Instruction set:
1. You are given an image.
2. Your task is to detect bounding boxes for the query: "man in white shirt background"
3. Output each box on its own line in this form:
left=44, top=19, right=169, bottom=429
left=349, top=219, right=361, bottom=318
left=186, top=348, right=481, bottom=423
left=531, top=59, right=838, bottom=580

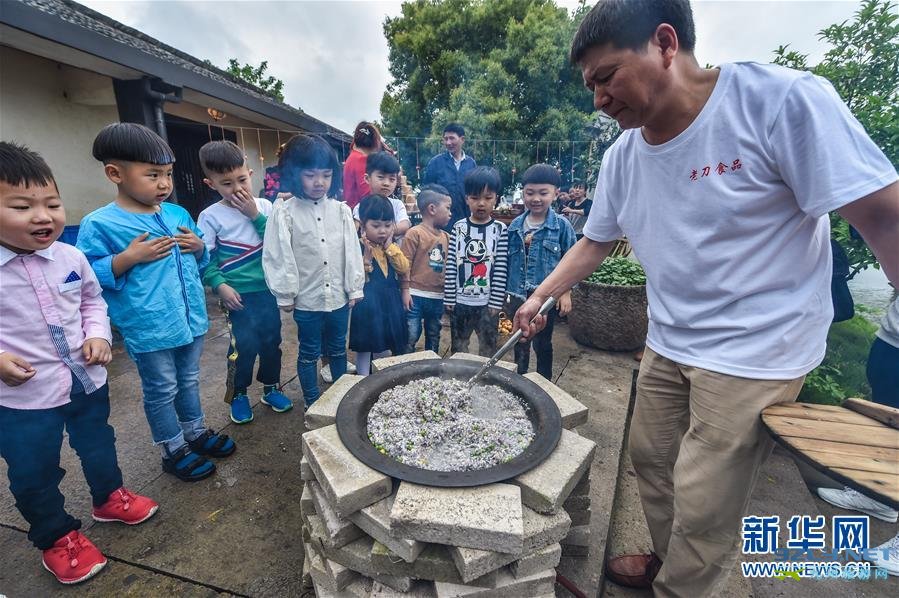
left=513, top=1, right=899, bottom=596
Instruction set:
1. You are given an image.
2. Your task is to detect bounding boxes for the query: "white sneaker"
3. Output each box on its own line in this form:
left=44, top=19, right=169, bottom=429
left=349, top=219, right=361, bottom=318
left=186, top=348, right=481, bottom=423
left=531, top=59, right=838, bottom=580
left=817, top=486, right=899, bottom=522
left=871, top=532, right=899, bottom=576
left=346, top=361, right=357, bottom=374
left=320, top=364, right=333, bottom=384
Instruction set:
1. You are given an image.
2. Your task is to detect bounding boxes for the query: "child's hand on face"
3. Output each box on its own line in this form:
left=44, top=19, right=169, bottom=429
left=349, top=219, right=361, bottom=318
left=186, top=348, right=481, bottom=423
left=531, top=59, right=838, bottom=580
left=176, top=227, right=204, bottom=255
left=0, top=352, right=36, bottom=387
left=361, top=233, right=374, bottom=260
left=229, top=188, right=259, bottom=219
left=124, top=232, right=175, bottom=264
left=83, top=338, right=112, bottom=366
left=218, top=284, right=244, bottom=311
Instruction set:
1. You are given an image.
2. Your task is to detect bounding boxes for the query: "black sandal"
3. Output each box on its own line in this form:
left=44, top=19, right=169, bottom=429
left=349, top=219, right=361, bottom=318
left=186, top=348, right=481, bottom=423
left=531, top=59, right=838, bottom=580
left=188, top=429, right=236, bottom=458
left=162, top=445, right=215, bottom=482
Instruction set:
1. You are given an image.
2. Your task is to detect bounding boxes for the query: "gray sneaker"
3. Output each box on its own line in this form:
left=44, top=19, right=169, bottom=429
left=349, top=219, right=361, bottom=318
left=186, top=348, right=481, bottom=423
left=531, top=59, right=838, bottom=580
left=817, top=486, right=898, bottom=522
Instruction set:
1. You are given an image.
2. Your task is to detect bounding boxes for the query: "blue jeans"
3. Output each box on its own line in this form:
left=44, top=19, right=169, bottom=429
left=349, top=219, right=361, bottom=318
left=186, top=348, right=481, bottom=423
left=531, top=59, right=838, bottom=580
left=227, top=290, right=283, bottom=396
left=407, top=295, right=444, bottom=353
left=133, top=335, right=207, bottom=454
left=293, top=305, right=349, bottom=405
left=0, top=375, right=123, bottom=549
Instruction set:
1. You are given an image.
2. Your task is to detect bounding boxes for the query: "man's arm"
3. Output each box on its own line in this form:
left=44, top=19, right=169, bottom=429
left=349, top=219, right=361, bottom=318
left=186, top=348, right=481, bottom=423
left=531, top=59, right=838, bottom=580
left=512, top=237, right=616, bottom=338
left=837, top=180, right=899, bottom=287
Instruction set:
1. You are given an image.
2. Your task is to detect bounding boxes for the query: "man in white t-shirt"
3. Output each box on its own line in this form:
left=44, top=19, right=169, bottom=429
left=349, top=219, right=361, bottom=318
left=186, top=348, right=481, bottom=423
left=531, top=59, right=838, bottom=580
left=513, top=1, right=899, bottom=596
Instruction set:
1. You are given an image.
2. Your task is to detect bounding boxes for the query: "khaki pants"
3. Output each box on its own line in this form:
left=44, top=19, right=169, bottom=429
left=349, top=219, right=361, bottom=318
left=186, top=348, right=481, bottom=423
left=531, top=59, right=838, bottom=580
left=629, top=347, right=804, bottom=598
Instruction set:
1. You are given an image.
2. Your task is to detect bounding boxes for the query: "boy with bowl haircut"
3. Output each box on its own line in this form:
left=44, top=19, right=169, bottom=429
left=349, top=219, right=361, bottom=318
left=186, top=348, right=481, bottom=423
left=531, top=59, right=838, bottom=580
left=444, top=166, right=509, bottom=356
left=506, top=164, right=576, bottom=379
left=0, top=142, right=158, bottom=584
left=401, top=184, right=453, bottom=353
left=197, top=140, right=291, bottom=424
left=77, top=123, right=235, bottom=483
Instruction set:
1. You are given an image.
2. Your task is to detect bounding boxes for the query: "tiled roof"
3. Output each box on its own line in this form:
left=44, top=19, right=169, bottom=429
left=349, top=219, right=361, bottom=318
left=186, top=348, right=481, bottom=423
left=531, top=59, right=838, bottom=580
left=16, top=0, right=349, bottom=141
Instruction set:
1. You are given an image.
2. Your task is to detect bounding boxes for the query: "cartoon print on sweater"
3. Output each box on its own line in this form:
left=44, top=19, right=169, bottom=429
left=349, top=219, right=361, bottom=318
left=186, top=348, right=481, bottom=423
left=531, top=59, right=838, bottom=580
left=428, top=243, right=445, bottom=273
left=461, top=236, right=489, bottom=296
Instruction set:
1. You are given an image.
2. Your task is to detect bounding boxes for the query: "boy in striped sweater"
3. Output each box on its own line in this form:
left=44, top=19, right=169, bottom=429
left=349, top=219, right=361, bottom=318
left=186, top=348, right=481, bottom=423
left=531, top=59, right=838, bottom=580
left=197, top=141, right=291, bottom=424
left=444, top=167, right=509, bottom=356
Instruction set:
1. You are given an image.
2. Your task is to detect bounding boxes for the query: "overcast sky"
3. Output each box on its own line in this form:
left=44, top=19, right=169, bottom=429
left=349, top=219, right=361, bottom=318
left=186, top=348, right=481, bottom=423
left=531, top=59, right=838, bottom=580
left=79, top=0, right=865, bottom=134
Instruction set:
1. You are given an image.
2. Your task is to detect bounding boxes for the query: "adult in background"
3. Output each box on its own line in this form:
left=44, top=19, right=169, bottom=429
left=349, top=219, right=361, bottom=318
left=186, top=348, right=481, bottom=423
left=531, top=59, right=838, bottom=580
left=513, top=1, right=899, bottom=596
left=423, top=123, right=476, bottom=229
left=343, top=121, right=390, bottom=209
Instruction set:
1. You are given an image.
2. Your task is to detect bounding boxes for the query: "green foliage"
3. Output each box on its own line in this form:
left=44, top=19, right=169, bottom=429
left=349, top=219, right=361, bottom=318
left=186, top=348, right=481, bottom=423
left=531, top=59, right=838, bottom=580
left=798, top=315, right=877, bottom=404
left=380, top=0, right=603, bottom=190
left=585, top=257, right=646, bottom=286
left=773, top=0, right=898, bottom=278
left=226, top=59, right=286, bottom=103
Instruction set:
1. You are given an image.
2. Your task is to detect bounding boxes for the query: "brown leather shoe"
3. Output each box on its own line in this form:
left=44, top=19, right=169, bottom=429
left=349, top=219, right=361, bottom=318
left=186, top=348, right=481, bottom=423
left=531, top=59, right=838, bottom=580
left=606, top=552, right=662, bottom=589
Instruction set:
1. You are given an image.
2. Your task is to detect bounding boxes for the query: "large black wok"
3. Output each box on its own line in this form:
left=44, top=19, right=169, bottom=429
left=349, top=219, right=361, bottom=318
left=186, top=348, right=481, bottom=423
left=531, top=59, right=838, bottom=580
left=335, top=359, right=562, bottom=487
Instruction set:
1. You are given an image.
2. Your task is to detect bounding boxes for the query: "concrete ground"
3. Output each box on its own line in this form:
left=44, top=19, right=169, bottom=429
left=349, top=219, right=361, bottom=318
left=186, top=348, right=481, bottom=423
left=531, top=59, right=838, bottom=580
left=1, top=296, right=896, bottom=597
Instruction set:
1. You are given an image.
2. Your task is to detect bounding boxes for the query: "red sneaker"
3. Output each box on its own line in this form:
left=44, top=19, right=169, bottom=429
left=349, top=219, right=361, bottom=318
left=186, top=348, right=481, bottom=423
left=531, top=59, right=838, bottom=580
left=42, top=530, right=107, bottom=584
left=92, top=487, right=159, bottom=525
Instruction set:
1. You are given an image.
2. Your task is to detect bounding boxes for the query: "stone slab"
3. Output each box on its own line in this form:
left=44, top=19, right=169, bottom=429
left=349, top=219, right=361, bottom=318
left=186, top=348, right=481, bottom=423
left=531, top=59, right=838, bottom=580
left=449, top=504, right=570, bottom=582
left=301, top=483, right=315, bottom=517
left=390, top=482, right=523, bottom=553
left=509, top=544, right=561, bottom=579
left=372, top=580, right=437, bottom=597
left=371, top=542, right=495, bottom=587
left=560, top=544, right=589, bottom=557
left=303, top=424, right=392, bottom=517
left=561, top=524, right=590, bottom=547
left=562, top=495, right=590, bottom=512
left=306, top=374, right=365, bottom=430
left=309, top=480, right=366, bottom=547
left=449, top=352, right=517, bottom=371
left=434, top=568, right=555, bottom=597
left=309, top=547, right=360, bottom=592
left=570, top=471, right=591, bottom=497
left=301, top=455, right=315, bottom=481
left=314, top=577, right=372, bottom=598
left=372, top=350, right=440, bottom=372
left=568, top=509, right=591, bottom=526
left=305, top=513, right=357, bottom=551
left=512, top=428, right=595, bottom=514
left=522, top=372, right=589, bottom=428
left=349, top=494, right=425, bottom=563
left=321, top=535, right=413, bottom=592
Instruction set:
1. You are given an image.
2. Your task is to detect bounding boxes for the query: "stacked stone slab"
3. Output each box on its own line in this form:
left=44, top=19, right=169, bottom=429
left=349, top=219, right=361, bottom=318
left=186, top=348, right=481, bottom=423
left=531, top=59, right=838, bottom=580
left=301, top=353, right=596, bottom=597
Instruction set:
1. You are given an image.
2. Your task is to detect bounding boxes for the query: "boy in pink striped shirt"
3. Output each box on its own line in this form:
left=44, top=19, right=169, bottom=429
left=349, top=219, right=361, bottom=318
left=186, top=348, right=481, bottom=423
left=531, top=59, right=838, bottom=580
left=0, top=142, right=157, bottom=585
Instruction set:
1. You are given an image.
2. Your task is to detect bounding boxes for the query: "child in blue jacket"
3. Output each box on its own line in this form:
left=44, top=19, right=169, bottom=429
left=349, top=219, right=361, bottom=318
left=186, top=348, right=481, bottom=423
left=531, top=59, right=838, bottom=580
left=506, top=164, right=575, bottom=379
left=77, top=123, right=236, bottom=482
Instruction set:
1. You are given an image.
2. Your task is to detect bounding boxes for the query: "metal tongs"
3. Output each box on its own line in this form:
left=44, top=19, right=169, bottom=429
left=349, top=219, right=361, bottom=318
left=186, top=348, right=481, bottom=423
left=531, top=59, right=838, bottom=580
left=466, top=296, right=558, bottom=388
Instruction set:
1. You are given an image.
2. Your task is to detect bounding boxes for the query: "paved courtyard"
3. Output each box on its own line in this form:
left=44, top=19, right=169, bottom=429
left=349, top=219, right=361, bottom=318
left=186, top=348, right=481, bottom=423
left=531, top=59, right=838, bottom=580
left=0, top=294, right=895, bottom=597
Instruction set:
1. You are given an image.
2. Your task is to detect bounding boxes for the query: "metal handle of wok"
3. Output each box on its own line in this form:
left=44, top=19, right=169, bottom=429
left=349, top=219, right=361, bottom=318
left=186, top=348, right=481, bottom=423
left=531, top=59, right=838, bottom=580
left=467, top=296, right=558, bottom=387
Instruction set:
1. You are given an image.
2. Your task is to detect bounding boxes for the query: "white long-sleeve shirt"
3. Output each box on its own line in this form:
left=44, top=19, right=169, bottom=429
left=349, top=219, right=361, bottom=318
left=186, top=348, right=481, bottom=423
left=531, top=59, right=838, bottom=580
left=262, top=195, right=365, bottom=311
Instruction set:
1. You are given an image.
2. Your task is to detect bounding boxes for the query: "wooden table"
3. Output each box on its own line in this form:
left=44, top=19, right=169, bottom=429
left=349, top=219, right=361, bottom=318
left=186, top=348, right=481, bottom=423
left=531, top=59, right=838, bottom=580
left=761, top=399, right=899, bottom=509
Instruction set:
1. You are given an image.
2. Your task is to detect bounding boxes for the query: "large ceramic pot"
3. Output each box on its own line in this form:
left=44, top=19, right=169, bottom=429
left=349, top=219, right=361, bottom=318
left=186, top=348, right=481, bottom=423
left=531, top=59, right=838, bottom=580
left=568, top=280, right=648, bottom=351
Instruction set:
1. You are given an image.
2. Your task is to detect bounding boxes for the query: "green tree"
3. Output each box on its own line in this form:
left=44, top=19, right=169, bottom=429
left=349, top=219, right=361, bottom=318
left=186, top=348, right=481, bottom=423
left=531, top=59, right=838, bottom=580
left=380, top=0, right=602, bottom=190
left=226, top=59, right=286, bottom=103
left=773, top=0, right=899, bottom=278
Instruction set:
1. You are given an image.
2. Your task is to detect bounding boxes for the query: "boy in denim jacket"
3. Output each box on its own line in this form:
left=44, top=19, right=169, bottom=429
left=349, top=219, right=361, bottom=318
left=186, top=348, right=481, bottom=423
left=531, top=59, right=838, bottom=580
left=506, top=164, right=576, bottom=378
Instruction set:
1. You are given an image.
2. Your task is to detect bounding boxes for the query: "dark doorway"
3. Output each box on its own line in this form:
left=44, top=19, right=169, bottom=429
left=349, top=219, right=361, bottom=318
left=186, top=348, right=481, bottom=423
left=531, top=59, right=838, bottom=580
left=165, top=114, right=236, bottom=219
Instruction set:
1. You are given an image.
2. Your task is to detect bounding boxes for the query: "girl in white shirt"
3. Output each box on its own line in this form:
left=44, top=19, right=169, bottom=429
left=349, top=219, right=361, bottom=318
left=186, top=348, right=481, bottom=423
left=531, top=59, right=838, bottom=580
left=262, top=135, right=365, bottom=407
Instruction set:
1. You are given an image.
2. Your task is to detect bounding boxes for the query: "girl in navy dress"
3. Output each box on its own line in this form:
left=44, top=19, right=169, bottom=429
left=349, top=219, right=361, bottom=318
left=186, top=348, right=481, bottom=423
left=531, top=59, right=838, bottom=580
left=350, top=195, right=410, bottom=374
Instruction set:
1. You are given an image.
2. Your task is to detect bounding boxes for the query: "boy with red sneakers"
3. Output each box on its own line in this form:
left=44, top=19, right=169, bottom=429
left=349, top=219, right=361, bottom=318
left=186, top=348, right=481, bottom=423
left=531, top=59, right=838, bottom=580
left=0, top=142, right=158, bottom=584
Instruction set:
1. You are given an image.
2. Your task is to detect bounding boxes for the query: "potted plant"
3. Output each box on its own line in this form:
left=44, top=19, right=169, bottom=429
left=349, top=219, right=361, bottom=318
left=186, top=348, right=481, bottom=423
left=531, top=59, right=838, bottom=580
left=568, top=257, right=648, bottom=351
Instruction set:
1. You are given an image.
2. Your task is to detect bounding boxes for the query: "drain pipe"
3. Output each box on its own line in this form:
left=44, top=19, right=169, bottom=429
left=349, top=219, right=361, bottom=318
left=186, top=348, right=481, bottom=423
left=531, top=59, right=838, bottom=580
left=142, top=77, right=181, bottom=142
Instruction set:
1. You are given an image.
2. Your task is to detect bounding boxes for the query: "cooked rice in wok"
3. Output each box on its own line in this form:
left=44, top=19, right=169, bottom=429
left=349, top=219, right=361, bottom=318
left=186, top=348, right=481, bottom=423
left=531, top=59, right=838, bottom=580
left=367, top=376, right=534, bottom=471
